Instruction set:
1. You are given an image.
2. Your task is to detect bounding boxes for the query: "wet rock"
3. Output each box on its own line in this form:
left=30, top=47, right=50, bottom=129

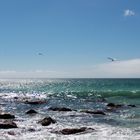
left=106, top=103, right=123, bottom=112
left=48, top=107, right=72, bottom=111
left=128, top=104, right=136, bottom=107
left=8, top=131, right=16, bottom=135
left=24, top=100, right=46, bottom=105
left=0, top=113, right=15, bottom=119
left=0, top=120, right=18, bottom=129
left=14, top=97, right=18, bottom=100
left=38, top=117, right=56, bottom=126
left=59, top=127, right=93, bottom=135
left=107, top=103, right=123, bottom=108
left=107, top=103, right=116, bottom=107
left=26, top=109, right=38, bottom=114
left=81, top=110, right=106, bottom=115
left=28, top=128, right=36, bottom=132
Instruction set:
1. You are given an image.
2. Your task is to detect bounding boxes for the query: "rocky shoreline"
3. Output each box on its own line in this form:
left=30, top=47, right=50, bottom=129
left=0, top=93, right=138, bottom=139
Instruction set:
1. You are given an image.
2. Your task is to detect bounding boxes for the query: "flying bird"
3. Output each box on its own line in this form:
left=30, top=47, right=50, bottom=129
left=38, top=53, right=43, bottom=56
left=107, top=57, right=117, bottom=62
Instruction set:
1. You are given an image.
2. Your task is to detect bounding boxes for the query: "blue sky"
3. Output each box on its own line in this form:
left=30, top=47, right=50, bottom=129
left=0, top=0, right=140, bottom=78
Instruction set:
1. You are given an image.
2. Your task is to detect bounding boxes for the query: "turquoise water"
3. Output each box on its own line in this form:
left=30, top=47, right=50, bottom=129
left=0, top=78, right=140, bottom=139
left=1, top=78, right=140, bottom=104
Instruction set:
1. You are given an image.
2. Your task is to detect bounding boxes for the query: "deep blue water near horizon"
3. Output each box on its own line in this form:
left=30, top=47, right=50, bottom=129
left=0, top=78, right=140, bottom=139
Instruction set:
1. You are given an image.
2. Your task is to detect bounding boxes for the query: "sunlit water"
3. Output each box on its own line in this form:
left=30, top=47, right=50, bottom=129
left=0, top=79, right=140, bottom=140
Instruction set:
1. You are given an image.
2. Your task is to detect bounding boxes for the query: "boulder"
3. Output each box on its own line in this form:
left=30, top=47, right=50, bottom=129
left=0, top=120, right=18, bottom=129
left=28, top=128, right=36, bottom=132
left=107, top=103, right=123, bottom=108
left=24, top=100, right=46, bottom=105
left=38, top=117, right=56, bottom=126
left=106, top=103, right=123, bottom=112
left=26, top=109, right=38, bottom=114
left=81, top=110, right=106, bottom=115
left=0, top=113, right=15, bottom=119
left=7, top=131, right=16, bottom=135
left=48, top=107, right=72, bottom=111
left=59, top=127, right=93, bottom=135
left=128, top=104, right=136, bottom=107
left=14, top=97, right=18, bottom=100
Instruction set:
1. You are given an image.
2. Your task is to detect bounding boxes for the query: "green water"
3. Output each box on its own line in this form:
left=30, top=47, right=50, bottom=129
left=0, top=78, right=140, bottom=139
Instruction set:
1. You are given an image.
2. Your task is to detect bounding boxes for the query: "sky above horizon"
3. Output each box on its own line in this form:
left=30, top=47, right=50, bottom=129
left=0, top=0, right=140, bottom=78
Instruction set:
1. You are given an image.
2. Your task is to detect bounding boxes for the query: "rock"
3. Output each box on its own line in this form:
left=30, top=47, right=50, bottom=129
left=28, top=128, right=36, bottom=132
left=128, top=104, right=136, bottom=107
left=81, top=110, right=106, bottom=115
left=107, top=103, right=123, bottom=108
left=7, top=131, right=16, bottom=135
left=106, top=103, right=123, bottom=112
left=59, top=127, right=92, bottom=135
left=0, top=113, right=15, bottom=119
left=107, top=103, right=116, bottom=107
left=0, top=120, right=18, bottom=129
left=26, top=109, right=38, bottom=114
left=48, top=107, right=72, bottom=111
left=38, top=117, right=56, bottom=126
left=24, top=100, right=46, bottom=105
left=14, top=97, right=18, bottom=100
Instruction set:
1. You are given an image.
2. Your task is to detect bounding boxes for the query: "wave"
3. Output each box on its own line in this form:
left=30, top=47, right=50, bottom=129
left=53, top=90, right=140, bottom=99
left=0, top=90, right=140, bottom=99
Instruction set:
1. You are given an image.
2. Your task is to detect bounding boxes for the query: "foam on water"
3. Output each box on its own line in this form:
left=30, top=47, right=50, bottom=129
left=0, top=79, right=140, bottom=139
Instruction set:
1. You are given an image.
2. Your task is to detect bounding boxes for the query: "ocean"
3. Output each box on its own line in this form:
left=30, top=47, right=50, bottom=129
left=0, top=78, right=140, bottom=140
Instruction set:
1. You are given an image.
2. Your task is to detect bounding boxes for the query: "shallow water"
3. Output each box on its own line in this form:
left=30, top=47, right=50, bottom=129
left=0, top=79, right=140, bottom=140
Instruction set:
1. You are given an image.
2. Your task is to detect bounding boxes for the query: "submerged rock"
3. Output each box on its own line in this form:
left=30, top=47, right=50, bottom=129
left=28, top=128, right=36, bottom=132
left=7, top=131, right=16, bottom=135
left=0, top=120, right=18, bottom=129
left=38, top=117, right=56, bottom=126
left=128, top=104, right=136, bottom=107
left=107, top=103, right=123, bottom=108
left=14, top=97, right=18, bottom=100
left=48, top=107, right=72, bottom=111
left=24, top=100, right=46, bottom=105
left=106, top=103, right=123, bottom=112
left=81, top=110, right=106, bottom=115
left=58, top=127, right=94, bottom=135
left=0, top=113, right=15, bottom=119
left=97, top=98, right=107, bottom=102
left=26, top=109, right=38, bottom=114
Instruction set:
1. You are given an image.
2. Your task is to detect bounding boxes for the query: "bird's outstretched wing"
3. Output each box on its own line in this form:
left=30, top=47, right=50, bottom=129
left=107, top=57, right=117, bottom=61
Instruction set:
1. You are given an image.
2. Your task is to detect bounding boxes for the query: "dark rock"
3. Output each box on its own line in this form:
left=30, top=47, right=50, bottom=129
left=82, top=110, right=106, bottom=115
left=7, top=131, right=15, bottom=135
left=128, top=104, right=136, bottom=107
left=48, top=107, right=72, bottom=112
left=24, top=100, right=46, bottom=105
left=107, top=103, right=123, bottom=108
left=26, top=109, right=38, bottom=114
left=106, top=103, right=123, bottom=112
left=0, top=113, right=15, bottom=119
left=14, top=97, right=18, bottom=100
left=59, top=127, right=90, bottom=135
left=107, top=103, right=116, bottom=107
left=38, top=117, right=56, bottom=126
left=0, top=120, right=18, bottom=129
left=28, top=128, right=36, bottom=132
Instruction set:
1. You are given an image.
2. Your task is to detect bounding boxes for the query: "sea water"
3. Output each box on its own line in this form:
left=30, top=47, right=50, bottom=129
left=0, top=78, right=139, bottom=140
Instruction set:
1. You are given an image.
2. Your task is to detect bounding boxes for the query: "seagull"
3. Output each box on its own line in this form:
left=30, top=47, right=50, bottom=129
left=38, top=53, right=43, bottom=56
left=107, top=57, right=117, bottom=62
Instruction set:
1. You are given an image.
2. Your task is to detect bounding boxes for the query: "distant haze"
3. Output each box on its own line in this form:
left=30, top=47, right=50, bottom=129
left=0, top=59, right=140, bottom=78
